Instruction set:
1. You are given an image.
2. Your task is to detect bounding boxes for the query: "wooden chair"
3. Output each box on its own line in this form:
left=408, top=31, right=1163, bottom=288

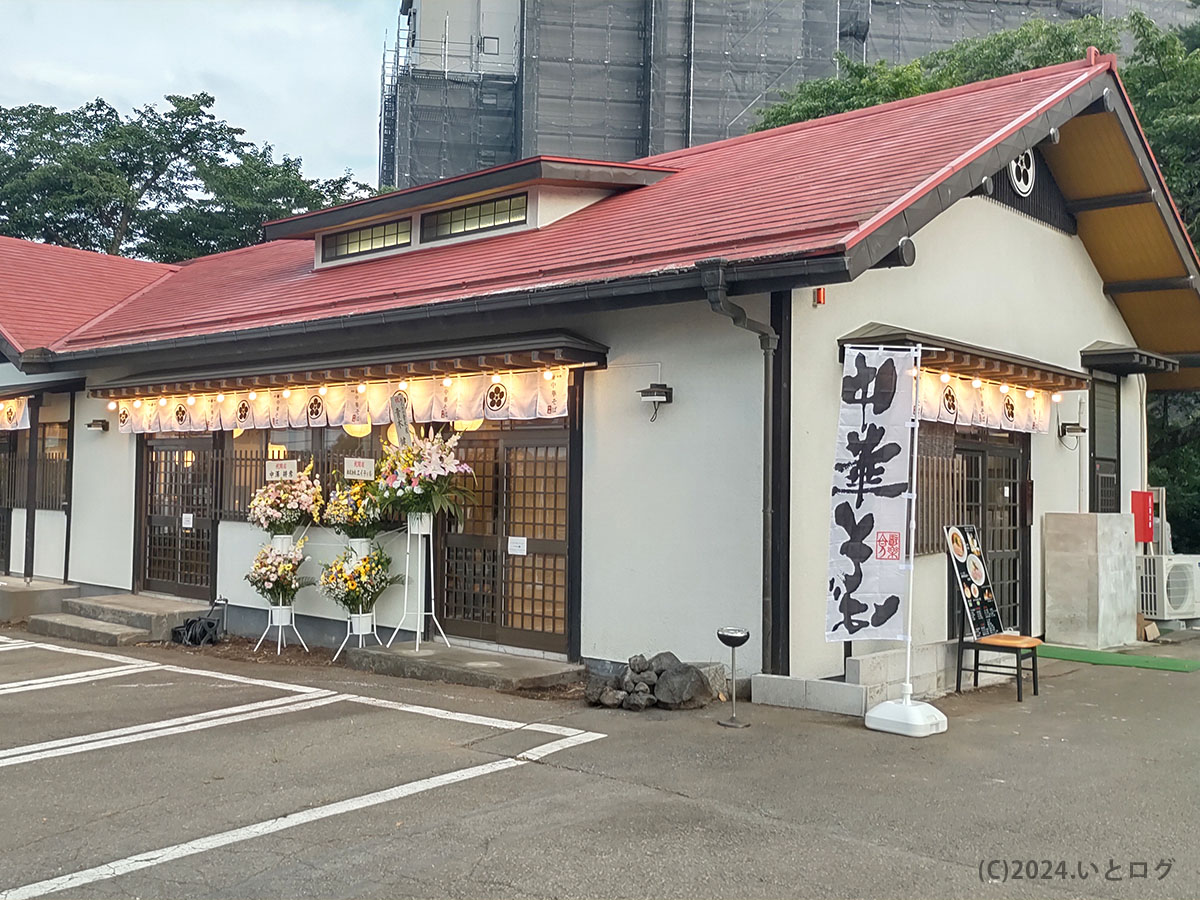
left=955, top=605, right=1042, bottom=701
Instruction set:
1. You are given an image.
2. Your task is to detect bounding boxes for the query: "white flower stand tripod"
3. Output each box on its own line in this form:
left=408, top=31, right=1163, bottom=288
left=387, top=512, right=451, bottom=650
left=333, top=610, right=381, bottom=662
left=254, top=603, right=309, bottom=655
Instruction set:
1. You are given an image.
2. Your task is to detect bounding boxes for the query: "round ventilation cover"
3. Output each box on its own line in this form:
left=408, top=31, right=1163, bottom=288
left=1165, top=563, right=1195, bottom=612
left=1009, top=150, right=1036, bottom=197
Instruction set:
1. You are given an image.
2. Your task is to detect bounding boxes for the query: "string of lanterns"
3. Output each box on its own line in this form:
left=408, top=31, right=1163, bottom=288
left=103, top=369, right=558, bottom=413
left=930, top=369, right=1064, bottom=404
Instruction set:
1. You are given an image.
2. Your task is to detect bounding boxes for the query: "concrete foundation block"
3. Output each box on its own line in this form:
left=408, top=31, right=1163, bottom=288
left=805, top=679, right=867, bottom=717
left=0, top=579, right=79, bottom=623
left=845, top=653, right=888, bottom=686
left=911, top=672, right=937, bottom=698
left=1044, top=512, right=1137, bottom=649
left=750, top=673, right=806, bottom=709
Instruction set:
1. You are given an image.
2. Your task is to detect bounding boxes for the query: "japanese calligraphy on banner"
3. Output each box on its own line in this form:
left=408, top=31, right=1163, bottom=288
left=826, top=347, right=918, bottom=642
left=917, top=372, right=1051, bottom=433
left=115, top=369, right=570, bottom=434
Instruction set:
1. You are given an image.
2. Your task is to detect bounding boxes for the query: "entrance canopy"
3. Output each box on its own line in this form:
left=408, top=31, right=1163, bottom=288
left=88, top=332, right=606, bottom=433
left=839, top=323, right=1090, bottom=392
left=88, top=332, right=606, bottom=399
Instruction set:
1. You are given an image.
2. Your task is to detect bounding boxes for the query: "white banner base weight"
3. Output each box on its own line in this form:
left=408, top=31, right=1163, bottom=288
left=865, top=683, right=948, bottom=738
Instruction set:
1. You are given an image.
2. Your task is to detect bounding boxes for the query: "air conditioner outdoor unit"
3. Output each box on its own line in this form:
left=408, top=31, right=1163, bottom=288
left=1139, top=555, right=1200, bottom=620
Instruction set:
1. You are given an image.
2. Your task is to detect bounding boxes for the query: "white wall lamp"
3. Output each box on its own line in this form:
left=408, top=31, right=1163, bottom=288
left=637, top=383, right=673, bottom=422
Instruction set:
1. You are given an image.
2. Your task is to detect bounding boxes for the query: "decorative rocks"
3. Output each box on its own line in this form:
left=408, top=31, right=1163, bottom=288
left=654, top=664, right=713, bottom=710
left=584, top=651, right=714, bottom=712
left=598, top=687, right=627, bottom=709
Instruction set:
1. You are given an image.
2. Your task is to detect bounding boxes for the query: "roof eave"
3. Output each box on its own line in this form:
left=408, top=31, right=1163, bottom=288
left=263, top=158, right=677, bottom=241
left=40, top=251, right=854, bottom=372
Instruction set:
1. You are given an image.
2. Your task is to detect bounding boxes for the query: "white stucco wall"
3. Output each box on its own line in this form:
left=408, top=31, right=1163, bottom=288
left=69, top=393, right=136, bottom=590
left=570, top=300, right=767, bottom=674
left=8, top=510, right=66, bottom=580
left=217, top=521, right=418, bottom=631
left=790, top=197, right=1147, bottom=680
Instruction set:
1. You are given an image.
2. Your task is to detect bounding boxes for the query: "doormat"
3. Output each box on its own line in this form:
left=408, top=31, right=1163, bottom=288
left=1038, top=644, right=1200, bottom=672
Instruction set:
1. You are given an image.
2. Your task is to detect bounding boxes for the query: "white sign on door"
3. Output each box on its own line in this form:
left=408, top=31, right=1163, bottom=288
left=181, top=512, right=194, bottom=530
left=344, top=457, right=376, bottom=481
left=265, top=459, right=298, bottom=481
left=507, top=536, right=528, bottom=556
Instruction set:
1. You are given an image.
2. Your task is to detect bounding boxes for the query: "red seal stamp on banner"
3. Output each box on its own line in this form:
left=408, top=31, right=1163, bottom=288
left=875, top=531, right=902, bottom=561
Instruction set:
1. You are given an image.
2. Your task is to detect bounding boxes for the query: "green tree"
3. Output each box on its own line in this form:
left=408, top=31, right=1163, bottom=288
left=0, top=93, right=371, bottom=262
left=1148, top=392, right=1200, bottom=552
left=139, top=144, right=370, bottom=261
left=755, top=17, right=1122, bottom=130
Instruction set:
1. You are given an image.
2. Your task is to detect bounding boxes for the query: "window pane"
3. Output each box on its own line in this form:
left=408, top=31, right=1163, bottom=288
left=419, top=193, right=528, bottom=242
left=325, top=219, right=412, bottom=260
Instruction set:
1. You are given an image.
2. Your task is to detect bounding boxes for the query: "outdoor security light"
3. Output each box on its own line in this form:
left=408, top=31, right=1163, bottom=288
left=1059, top=421, right=1087, bottom=438
left=85, top=419, right=109, bottom=432
left=637, top=383, right=673, bottom=422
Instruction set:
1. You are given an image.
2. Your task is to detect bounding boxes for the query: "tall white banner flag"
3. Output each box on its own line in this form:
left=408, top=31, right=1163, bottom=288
left=826, top=347, right=919, bottom=642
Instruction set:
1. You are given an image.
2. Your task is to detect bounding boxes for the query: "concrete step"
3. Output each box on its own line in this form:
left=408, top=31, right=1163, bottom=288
left=346, top=644, right=584, bottom=692
left=0, top=578, right=81, bottom=623
left=27, top=613, right=150, bottom=646
left=62, top=595, right=210, bottom=641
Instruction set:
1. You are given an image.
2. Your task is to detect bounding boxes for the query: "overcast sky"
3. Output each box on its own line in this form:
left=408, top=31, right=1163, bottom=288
left=0, top=0, right=400, bottom=185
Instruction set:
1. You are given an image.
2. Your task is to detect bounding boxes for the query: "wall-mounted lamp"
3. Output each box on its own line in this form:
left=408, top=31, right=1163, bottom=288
left=1059, top=421, right=1087, bottom=438
left=637, top=383, right=673, bottom=422
left=85, top=419, right=110, bottom=432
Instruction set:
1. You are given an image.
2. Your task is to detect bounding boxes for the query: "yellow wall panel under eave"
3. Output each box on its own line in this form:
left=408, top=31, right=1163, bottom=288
left=1147, top=369, right=1200, bottom=391
left=1076, top=204, right=1188, bottom=283
left=1114, top=290, right=1200, bottom=354
left=1041, top=113, right=1149, bottom=199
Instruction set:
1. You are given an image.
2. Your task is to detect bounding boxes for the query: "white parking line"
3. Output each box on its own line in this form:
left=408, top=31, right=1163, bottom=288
left=0, top=729, right=606, bottom=900
left=0, top=692, right=350, bottom=769
left=12, top=636, right=582, bottom=734
left=4, top=642, right=152, bottom=666
left=0, top=642, right=34, bottom=653
left=0, top=635, right=609, bottom=899
left=0, top=665, right=161, bottom=696
left=158, top=664, right=326, bottom=695
left=0, top=691, right=337, bottom=763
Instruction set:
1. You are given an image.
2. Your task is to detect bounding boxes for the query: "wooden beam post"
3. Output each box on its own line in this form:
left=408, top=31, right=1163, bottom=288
left=22, top=394, right=40, bottom=584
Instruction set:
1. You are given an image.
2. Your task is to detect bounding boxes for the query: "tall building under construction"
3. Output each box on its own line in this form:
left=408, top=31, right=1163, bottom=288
left=378, top=0, right=1197, bottom=189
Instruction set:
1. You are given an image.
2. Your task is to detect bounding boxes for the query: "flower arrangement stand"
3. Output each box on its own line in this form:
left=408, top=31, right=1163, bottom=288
left=254, top=604, right=309, bottom=655
left=334, top=610, right=381, bottom=662
left=386, top=516, right=451, bottom=650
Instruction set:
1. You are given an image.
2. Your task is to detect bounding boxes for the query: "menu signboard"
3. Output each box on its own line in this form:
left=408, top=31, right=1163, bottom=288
left=944, top=524, right=1003, bottom=639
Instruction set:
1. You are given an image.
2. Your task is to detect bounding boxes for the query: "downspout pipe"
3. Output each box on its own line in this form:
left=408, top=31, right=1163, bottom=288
left=700, top=260, right=780, bottom=675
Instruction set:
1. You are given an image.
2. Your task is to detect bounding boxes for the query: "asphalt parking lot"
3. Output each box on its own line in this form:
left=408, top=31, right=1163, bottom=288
left=1, top=630, right=1198, bottom=899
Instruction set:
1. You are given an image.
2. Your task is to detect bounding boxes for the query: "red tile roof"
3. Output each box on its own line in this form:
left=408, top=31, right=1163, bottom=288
left=50, top=56, right=1111, bottom=353
left=0, top=237, right=174, bottom=354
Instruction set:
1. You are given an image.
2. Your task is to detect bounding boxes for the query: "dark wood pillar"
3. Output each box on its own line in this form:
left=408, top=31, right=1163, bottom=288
left=23, top=394, right=40, bottom=583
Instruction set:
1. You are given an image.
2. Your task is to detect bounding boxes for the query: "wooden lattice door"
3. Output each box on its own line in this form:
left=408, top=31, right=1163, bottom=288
left=439, top=426, right=569, bottom=652
left=142, top=436, right=218, bottom=600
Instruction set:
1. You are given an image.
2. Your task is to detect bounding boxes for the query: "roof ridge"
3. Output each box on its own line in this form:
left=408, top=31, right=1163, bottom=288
left=174, top=238, right=298, bottom=266
left=49, top=266, right=183, bottom=352
left=641, top=56, right=1107, bottom=166
left=838, top=61, right=1109, bottom=252
left=0, top=235, right=174, bottom=272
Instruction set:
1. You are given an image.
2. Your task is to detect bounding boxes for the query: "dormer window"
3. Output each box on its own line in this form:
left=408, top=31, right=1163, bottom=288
left=421, top=193, right=527, bottom=243
left=322, top=218, right=412, bottom=262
